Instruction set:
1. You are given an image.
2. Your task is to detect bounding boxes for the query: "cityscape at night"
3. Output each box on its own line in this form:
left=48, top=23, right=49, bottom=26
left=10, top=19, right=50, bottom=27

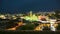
left=0, top=11, right=60, bottom=31
left=0, top=0, right=60, bottom=34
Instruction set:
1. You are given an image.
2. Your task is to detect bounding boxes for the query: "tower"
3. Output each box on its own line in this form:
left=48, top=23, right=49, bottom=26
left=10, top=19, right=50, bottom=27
left=29, top=11, right=33, bottom=17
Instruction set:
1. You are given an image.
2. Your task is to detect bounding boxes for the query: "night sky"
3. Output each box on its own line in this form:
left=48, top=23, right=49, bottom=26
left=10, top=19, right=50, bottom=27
left=0, top=0, right=60, bottom=14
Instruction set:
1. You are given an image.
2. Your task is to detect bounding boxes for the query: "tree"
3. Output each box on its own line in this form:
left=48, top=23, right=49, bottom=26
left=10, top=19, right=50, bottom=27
left=54, top=10, right=60, bottom=19
left=17, top=23, right=36, bottom=30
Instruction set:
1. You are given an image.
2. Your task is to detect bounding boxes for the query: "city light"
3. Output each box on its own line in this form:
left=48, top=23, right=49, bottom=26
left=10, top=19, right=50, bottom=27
left=0, top=11, right=60, bottom=31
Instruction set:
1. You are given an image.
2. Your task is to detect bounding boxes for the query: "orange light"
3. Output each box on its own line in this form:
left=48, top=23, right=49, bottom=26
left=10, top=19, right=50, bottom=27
left=7, top=27, right=16, bottom=30
left=6, top=22, right=23, bottom=31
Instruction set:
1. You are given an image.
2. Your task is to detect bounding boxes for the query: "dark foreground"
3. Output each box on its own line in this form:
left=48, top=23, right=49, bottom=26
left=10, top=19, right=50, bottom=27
left=0, top=30, right=60, bottom=34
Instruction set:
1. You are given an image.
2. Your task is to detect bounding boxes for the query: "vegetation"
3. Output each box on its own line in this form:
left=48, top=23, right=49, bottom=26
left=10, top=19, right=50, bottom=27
left=17, top=23, right=36, bottom=30
left=54, top=10, right=60, bottom=19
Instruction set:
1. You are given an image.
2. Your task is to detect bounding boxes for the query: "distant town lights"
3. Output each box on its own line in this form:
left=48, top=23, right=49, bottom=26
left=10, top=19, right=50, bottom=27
left=0, top=15, right=6, bottom=19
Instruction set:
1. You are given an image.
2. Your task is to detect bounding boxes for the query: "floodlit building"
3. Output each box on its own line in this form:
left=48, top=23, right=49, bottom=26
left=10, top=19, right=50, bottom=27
left=0, top=15, right=6, bottom=19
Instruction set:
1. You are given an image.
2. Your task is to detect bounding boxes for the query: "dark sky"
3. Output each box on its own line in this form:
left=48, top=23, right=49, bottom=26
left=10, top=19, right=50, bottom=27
left=0, top=0, right=60, bottom=13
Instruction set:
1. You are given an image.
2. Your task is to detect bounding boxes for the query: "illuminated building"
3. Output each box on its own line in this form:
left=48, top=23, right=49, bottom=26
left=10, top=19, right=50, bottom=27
left=24, top=14, right=38, bottom=21
left=0, top=15, right=6, bottom=19
left=50, top=19, right=57, bottom=31
left=29, top=11, right=33, bottom=17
